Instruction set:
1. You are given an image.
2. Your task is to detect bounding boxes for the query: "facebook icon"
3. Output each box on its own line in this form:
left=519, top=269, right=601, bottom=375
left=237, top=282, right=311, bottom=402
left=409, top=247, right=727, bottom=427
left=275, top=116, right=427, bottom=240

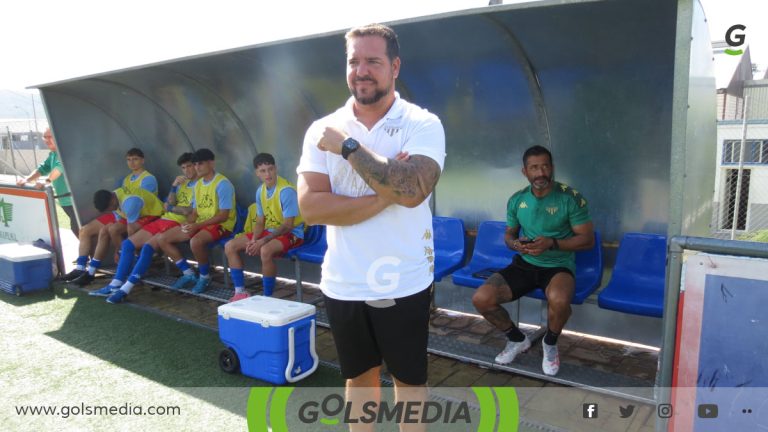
left=583, top=403, right=599, bottom=419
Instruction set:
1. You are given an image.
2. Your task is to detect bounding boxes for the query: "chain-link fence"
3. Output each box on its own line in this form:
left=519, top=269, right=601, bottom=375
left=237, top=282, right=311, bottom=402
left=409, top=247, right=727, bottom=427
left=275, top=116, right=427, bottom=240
left=712, top=89, right=768, bottom=242
left=0, top=120, right=46, bottom=177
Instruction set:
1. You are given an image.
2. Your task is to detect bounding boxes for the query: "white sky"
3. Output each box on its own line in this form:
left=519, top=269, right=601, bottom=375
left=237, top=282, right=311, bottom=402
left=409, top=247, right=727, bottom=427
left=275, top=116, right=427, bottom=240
left=1, top=0, right=766, bottom=97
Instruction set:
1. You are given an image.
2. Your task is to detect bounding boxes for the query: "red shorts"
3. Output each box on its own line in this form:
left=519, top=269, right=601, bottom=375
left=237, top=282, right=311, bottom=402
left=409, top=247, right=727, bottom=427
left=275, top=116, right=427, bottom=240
left=197, top=224, right=231, bottom=242
left=96, top=213, right=118, bottom=225
left=141, top=218, right=181, bottom=235
left=245, top=231, right=304, bottom=255
left=96, top=213, right=158, bottom=226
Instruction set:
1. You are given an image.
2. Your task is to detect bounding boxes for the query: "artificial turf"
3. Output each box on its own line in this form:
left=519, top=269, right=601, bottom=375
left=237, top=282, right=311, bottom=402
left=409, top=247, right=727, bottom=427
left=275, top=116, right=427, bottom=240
left=0, top=284, right=343, bottom=431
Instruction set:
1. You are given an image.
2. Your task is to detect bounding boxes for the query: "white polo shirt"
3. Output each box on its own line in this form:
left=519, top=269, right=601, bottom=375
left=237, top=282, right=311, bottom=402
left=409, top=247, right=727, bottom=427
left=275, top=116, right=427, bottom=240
left=297, top=94, right=446, bottom=301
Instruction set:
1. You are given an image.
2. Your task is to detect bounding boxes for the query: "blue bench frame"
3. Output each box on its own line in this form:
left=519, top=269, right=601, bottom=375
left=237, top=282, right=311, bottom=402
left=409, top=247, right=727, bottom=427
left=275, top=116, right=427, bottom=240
left=597, top=232, right=667, bottom=317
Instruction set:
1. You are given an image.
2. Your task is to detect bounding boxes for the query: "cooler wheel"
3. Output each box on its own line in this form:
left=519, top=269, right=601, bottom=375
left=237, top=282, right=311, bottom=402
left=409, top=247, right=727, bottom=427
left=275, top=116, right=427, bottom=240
left=219, top=348, right=240, bottom=374
left=14, top=285, right=23, bottom=297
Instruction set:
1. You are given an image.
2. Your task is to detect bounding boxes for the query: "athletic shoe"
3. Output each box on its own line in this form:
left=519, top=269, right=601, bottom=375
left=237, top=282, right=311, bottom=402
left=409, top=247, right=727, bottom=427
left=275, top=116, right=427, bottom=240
left=494, top=336, right=531, bottom=364
left=191, top=277, right=212, bottom=294
left=72, top=272, right=95, bottom=287
left=170, top=274, right=197, bottom=290
left=106, top=290, right=128, bottom=304
left=62, top=269, right=86, bottom=282
left=542, top=340, right=560, bottom=376
left=89, top=285, right=117, bottom=297
left=228, top=292, right=250, bottom=303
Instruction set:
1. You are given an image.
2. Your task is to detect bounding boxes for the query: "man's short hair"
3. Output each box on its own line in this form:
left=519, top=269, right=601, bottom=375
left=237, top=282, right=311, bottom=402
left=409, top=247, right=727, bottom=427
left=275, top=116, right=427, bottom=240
left=177, top=152, right=194, bottom=166
left=126, top=148, right=144, bottom=158
left=192, top=148, right=215, bottom=162
left=93, top=189, right=114, bottom=212
left=345, top=23, right=400, bottom=61
left=253, top=153, right=276, bottom=168
left=523, top=145, right=553, bottom=166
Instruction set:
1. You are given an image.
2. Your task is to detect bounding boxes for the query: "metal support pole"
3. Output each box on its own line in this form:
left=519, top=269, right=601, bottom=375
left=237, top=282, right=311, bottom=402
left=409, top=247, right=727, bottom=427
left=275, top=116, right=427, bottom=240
left=730, top=95, right=749, bottom=239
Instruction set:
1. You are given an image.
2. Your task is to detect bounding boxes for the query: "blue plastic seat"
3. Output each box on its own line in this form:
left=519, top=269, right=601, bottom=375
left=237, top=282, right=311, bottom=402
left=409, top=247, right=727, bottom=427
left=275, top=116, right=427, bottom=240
left=433, top=216, right=466, bottom=282
left=597, top=232, right=667, bottom=317
left=452, top=221, right=516, bottom=288
left=526, top=231, right=603, bottom=304
left=287, top=225, right=327, bottom=264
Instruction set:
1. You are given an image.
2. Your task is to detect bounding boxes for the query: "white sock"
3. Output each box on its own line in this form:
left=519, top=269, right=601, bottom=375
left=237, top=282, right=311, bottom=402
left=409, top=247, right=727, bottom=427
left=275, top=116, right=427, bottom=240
left=87, top=266, right=97, bottom=276
left=200, top=274, right=211, bottom=280
left=109, top=279, right=123, bottom=287
left=183, top=268, right=195, bottom=276
left=120, top=281, right=135, bottom=294
left=234, top=286, right=245, bottom=294
left=76, top=265, right=86, bottom=271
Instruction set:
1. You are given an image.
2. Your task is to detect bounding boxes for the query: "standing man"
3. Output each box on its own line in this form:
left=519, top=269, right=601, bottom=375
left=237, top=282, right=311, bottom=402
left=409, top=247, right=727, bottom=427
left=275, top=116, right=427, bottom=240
left=86, top=152, right=198, bottom=302
left=224, top=153, right=304, bottom=302
left=296, top=24, right=445, bottom=431
left=16, top=128, right=78, bottom=237
left=472, top=145, right=594, bottom=376
left=157, top=148, right=236, bottom=294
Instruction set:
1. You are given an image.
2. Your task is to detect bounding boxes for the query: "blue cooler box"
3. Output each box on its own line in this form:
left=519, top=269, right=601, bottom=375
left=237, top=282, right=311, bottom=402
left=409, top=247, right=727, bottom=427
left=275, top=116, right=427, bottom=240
left=0, top=243, right=53, bottom=296
left=218, top=296, right=318, bottom=384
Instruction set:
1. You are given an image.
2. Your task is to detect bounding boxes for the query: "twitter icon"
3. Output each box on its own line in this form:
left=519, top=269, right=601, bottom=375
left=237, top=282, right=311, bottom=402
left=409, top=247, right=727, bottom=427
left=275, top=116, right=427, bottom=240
left=619, top=405, right=636, bottom=418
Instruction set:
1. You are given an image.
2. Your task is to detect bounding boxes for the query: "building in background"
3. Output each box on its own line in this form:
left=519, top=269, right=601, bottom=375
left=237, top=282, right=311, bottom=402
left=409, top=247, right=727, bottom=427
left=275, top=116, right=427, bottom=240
left=712, top=43, right=768, bottom=238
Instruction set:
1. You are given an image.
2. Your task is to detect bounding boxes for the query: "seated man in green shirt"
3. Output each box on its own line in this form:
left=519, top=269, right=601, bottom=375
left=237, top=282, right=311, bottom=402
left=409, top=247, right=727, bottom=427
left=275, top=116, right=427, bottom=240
left=16, top=128, right=78, bottom=237
left=472, top=145, right=594, bottom=376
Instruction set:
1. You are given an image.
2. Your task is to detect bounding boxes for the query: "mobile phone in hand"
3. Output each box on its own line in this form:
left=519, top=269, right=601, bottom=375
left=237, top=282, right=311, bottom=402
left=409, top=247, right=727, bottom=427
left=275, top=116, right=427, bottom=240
left=518, top=238, right=534, bottom=245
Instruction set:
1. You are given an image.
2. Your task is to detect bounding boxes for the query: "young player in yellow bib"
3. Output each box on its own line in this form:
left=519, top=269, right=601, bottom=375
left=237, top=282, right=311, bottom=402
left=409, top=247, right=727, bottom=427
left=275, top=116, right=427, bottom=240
left=70, top=186, right=164, bottom=286
left=157, top=148, right=236, bottom=294
left=224, top=153, right=304, bottom=302
left=85, top=153, right=198, bottom=302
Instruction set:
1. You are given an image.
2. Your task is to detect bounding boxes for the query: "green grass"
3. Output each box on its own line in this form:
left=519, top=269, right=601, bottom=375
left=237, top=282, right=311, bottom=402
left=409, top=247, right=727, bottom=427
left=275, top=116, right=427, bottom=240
left=0, top=285, right=343, bottom=431
left=55, top=203, right=69, bottom=229
left=739, top=229, right=768, bottom=242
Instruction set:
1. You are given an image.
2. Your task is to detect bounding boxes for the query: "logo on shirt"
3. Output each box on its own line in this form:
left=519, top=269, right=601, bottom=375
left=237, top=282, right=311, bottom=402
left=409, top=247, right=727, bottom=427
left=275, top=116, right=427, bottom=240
left=519, top=202, right=528, bottom=209
left=383, top=127, right=400, bottom=137
left=560, top=184, right=568, bottom=192
left=546, top=206, right=559, bottom=216
left=198, top=193, right=214, bottom=209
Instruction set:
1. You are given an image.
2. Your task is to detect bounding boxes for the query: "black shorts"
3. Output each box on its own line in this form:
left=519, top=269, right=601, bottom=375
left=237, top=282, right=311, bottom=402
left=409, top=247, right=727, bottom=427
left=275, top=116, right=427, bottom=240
left=498, top=255, right=574, bottom=300
left=323, top=287, right=431, bottom=385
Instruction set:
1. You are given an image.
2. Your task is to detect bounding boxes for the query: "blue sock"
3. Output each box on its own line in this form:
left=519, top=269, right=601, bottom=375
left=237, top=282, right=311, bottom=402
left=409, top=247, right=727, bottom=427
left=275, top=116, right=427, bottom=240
left=199, top=263, right=210, bottom=278
left=263, top=276, right=275, bottom=296
left=88, top=259, right=101, bottom=275
left=128, top=244, right=155, bottom=284
left=231, top=268, right=245, bottom=292
left=76, top=255, right=88, bottom=270
left=115, top=240, right=137, bottom=282
left=176, top=259, right=190, bottom=272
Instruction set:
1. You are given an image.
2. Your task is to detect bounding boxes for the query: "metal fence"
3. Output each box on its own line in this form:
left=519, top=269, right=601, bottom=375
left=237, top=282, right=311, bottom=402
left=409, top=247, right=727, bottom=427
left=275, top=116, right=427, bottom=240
left=712, top=96, right=768, bottom=241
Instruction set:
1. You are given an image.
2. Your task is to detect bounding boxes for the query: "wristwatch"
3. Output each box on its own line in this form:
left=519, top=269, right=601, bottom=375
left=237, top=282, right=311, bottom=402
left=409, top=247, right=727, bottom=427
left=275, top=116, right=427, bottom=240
left=341, top=137, right=360, bottom=160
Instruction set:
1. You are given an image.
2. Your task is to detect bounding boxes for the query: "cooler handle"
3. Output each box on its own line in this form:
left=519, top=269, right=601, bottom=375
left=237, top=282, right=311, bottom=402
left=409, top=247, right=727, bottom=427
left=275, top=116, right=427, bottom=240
left=285, top=319, right=319, bottom=383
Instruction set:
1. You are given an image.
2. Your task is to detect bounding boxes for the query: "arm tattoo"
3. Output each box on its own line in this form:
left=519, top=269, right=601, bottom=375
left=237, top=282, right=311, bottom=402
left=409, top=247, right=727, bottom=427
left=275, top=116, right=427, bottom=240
left=353, top=152, right=441, bottom=200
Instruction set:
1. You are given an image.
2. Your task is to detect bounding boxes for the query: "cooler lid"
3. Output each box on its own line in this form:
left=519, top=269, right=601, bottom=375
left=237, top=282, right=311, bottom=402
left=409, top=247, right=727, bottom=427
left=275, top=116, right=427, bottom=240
left=218, top=295, right=316, bottom=326
left=0, top=243, right=52, bottom=262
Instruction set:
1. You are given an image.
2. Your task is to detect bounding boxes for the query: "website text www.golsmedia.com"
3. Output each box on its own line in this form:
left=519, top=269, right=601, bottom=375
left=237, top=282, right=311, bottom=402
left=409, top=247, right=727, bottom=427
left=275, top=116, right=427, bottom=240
left=15, top=403, right=181, bottom=419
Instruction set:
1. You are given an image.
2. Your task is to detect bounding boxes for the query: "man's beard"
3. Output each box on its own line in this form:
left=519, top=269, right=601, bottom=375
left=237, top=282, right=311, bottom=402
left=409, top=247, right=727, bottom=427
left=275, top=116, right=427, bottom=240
left=351, top=79, right=390, bottom=105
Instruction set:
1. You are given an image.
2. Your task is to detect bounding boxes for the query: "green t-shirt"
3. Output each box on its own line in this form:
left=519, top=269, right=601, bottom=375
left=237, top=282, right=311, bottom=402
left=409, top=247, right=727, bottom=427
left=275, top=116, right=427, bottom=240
left=37, top=151, right=71, bottom=206
left=506, top=181, right=591, bottom=272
